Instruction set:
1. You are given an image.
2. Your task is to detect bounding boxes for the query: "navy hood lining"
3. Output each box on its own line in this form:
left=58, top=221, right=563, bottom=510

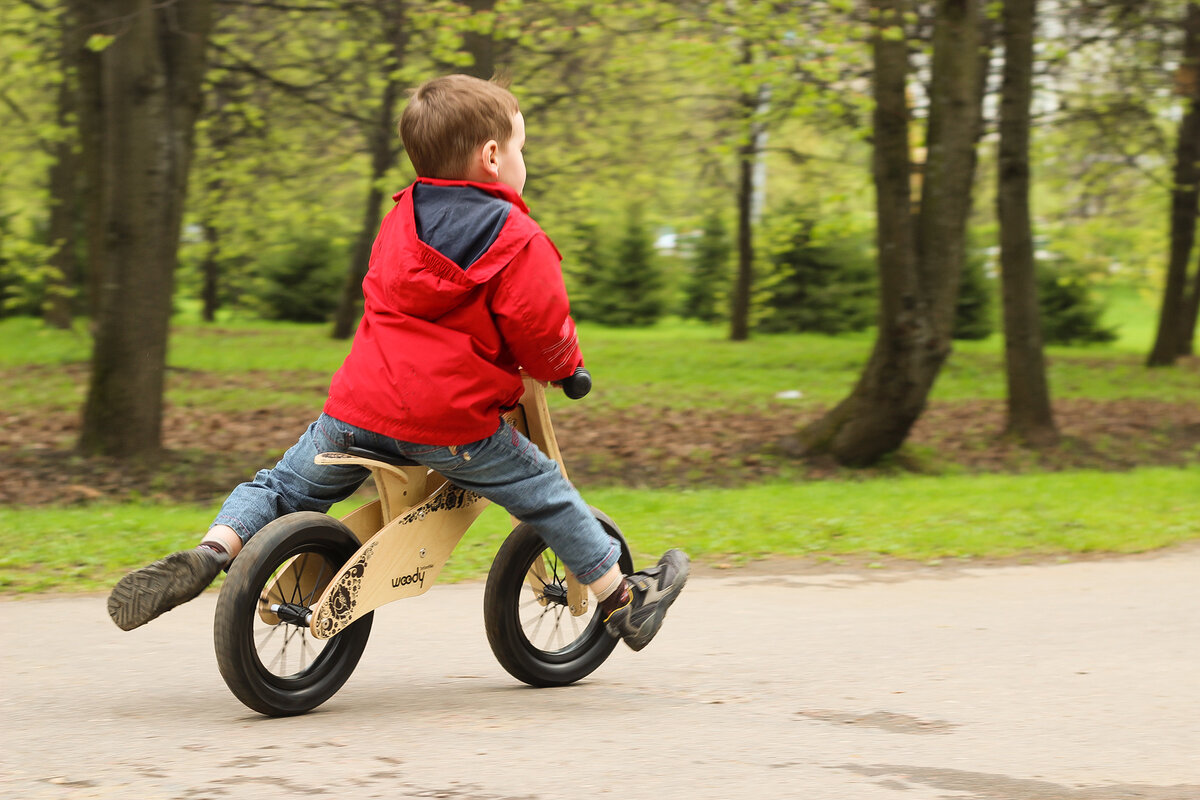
left=413, top=183, right=512, bottom=271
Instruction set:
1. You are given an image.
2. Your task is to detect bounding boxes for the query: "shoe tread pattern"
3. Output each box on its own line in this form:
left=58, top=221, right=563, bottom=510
left=107, top=550, right=221, bottom=631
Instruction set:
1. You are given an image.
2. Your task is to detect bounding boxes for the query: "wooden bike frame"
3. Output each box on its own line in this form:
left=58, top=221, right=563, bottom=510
left=257, top=375, right=588, bottom=640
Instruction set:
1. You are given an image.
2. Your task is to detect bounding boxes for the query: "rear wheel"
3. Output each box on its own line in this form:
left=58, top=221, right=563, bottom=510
left=484, top=509, right=632, bottom=687
left=214, top=512, right=372, bottom=716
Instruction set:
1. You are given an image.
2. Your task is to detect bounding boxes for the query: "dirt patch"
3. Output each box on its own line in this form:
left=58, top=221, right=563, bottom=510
left=3, top=367, right=1199, bottom=507
left=555, top=396, right=1200, bottom=486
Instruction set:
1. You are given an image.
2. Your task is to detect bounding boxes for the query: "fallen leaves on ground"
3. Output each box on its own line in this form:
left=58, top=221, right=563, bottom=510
left=3, top=383, right=1198, bottom=507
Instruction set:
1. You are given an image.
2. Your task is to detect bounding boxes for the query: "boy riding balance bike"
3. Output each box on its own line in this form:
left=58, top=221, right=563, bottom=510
left=107, top=74, right=689, bottom=715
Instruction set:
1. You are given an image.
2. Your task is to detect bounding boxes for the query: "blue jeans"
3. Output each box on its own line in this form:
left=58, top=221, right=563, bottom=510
left=212, top=413, right=621, bottom=584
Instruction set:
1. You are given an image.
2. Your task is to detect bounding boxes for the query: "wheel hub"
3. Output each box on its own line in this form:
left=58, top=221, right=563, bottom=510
left=540, top=583, right=568, bottom=606
left=272, top=602, right=313, bottom=627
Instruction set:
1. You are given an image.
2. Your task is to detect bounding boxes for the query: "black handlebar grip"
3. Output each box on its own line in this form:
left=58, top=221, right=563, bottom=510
left=560, top=367, right=592, bottom=400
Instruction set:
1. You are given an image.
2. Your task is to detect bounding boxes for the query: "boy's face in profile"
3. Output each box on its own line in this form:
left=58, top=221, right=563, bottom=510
left=494, top=111, right=527, bottom=195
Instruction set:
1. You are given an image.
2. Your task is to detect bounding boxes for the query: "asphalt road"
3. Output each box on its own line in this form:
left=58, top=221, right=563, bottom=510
left=2, top=546, right=1198, bottom=800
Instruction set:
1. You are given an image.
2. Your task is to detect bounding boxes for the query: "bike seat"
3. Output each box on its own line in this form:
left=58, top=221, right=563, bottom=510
left=343, top=446, right=420, bottom=468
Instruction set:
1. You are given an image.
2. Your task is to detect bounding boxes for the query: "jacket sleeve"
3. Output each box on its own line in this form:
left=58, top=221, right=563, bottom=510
left=489, top=233, right=584, bottom=382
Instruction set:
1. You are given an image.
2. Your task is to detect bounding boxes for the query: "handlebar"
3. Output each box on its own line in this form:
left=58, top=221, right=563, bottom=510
left=557, top=367, right=592, bottom=400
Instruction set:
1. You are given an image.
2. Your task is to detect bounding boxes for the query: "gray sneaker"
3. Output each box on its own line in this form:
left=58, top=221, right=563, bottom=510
left=604, top=549, right=689, bottom=651
left=107, top=548, right=225, bottom=631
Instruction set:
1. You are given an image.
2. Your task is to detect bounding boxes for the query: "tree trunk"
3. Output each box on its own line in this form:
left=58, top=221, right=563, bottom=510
left=729, top=135, right=754, bottom=342
left=332, top=3, right=406, bottom=340
left=77, top=30, right=104, bottom=323
left=438, top=0, right=511, bottom=80
left=461, top=0, right=498, bottom=79
left=795, top=0, right=980, bottom=466
left=44, top=6, right=82, bottom=330
left=917, top=0, right=982, bottom=329
left=729, top=42, right=757, bottom=343
left=76, top=0, right=213, bottom=458
left=1149, top=2, right=1200, bottom=366
left=1183, top=265, right=1200, bottom=355
left=997, top=0, right=1057, bottom=445
left=201, top=220, right=220, bottom=323
left=1180, top=131, right=1200, bottom=356
left=331, top=120, right=396, bottom=339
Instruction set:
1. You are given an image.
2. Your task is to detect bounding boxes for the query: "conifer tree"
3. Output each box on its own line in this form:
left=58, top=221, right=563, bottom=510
left=590, top=206, right=663, bottom=327
left=759, top=210, right=875, bottom=335
left=682, top=212, right=732, bottom=324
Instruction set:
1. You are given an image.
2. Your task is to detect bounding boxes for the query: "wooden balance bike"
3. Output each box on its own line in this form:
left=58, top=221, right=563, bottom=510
left=212, top=369, right=632, bottom=717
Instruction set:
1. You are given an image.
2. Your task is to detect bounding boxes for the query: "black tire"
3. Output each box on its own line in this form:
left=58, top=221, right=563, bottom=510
left=214, top=512, right=373, bottom=716
left=484, top=508, right=633, bottom=687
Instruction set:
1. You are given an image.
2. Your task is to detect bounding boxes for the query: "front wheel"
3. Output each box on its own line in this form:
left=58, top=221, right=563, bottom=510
left=214, top=512, right=372, bottom=716
left=484, top=508, right=633, bottom=687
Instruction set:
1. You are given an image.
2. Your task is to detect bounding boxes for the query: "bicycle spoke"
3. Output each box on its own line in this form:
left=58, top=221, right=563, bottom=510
left=256, top=622, right=282, bottom=648
left=288, top=554, right=307, bottom=605
left=554, top=605, right=567, bottom=650
left=302, top=558, right=330, bottom=606
left=267, top=637, right=288, bottom=674
left=522, top=603, right=552, bottom=629
left=282, top=626, right=304, bottom=669
left=569, top=609, right=582, bottom=641
left=269, top=625, right=304, bottom=675
left=525, top=606, right=550, bottom=643
left=520, top=596, right=547, bottom=614
left=253, top=585, right=330, bottom=678
left=299, top=634, right=321, bottom=672
left=511, top=543, right=608, bottom=657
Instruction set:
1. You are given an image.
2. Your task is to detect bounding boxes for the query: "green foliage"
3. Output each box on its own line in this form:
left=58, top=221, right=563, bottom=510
left=756, top=205, right=876, bottom=334
left=244, top=230, right=347, bottom=323
left=584, top=205, right=664, bottom=327
left=0, top=0, right=1181, bottom=369
left=84, top=33, right=116, bottom=52
left=0, top=211, right=58, bottom=318
left=954, top=243, right=995, bottom=341
left=561, top=219, right=608, bottom=322
left=0, top=4, right=59, bottom=226
left=681, top=212, right=732, bottom=323
left=1038, top=264, right=1118, bottom=345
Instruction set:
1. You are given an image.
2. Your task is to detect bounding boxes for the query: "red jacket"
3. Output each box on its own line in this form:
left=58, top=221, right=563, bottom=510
left=324, top=178, right=584, bottom=445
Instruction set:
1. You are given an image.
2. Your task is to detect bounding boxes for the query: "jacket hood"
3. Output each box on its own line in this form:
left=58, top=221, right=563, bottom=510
left=366, top=179, right=538, bottom=322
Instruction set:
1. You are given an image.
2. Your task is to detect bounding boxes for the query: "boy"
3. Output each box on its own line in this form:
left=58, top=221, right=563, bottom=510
left=108, top=74, right=688, bottom=653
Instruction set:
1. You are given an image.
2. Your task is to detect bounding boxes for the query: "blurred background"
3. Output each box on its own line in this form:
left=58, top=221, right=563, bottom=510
left=2, top=0, right=1199, bottom=591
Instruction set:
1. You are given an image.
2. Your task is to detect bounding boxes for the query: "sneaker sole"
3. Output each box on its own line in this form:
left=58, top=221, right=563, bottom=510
left=107, top=551, right=220, bottom=631
left=623, top=556, right=689, bottom=652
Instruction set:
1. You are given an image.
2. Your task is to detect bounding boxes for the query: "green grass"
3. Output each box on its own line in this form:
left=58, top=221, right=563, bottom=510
left=168, top=318, right=353, bottom=373
left=576, top=316, right=1198, bottom=410
left=0, top=317, right=93, bottom=366
left=590, top=467, right=1200, bottom=564
left=1, top=281, right=1191, bottom=414
left=6, top=319, right=1191, bottom=414
left=0, top=503, right=224, bottom=594
left=1097, top=281, right=1163, bottom=353
left=3, top=466, right=1196, bottom=593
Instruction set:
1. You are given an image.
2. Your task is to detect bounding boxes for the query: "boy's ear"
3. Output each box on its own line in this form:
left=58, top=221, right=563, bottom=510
left=480, top=139, right=501, bottom=179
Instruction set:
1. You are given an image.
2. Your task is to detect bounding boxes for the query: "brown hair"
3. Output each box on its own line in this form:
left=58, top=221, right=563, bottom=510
left=399, top=75, right=519, bottom=179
